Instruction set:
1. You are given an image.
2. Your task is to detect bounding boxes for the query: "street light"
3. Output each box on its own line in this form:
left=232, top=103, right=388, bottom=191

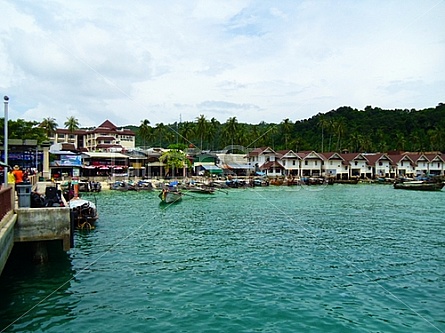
left=3, top=95, right=9, bottom=186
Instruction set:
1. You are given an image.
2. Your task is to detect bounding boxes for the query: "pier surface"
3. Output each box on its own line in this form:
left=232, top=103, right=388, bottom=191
left=0, top=182, right=72, bottom=276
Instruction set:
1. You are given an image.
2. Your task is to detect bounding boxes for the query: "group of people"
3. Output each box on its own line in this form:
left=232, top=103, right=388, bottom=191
left=7, top=165, right=28, bottom=188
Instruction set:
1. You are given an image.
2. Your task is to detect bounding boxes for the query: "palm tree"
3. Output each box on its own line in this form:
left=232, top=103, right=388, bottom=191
left=195, top=114, right=208, bottom=150
left=64, top=116, right=80, bottom=133
left=154, top=123, right=166, bottom=147
left=266, top=123, right=279, bottom=149
left=223, top=117, right=239, bottom=148
left=281, top=118, right=293, bottom=150
left=39, top=117, right=58, bottom=138
left=395, top=132, right=406, bottom=151
left=208, top=117, right=220, bottom=150
left=317, top=115, right=328, bottom=152
left=139, top=119, right=152, bottom=148
left=179, top=121, right=195, bottom=147
left=335, top=117, right=346, bottom=151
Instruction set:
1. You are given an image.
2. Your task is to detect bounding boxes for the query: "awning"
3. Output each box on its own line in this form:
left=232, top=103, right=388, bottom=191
left=225, top=164, right=254, bottom=170
left=202, top=165, right=223, bottom=174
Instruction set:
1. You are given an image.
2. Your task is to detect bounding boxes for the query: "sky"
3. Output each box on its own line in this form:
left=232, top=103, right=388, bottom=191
left=0, top=0, right=444, bottom=128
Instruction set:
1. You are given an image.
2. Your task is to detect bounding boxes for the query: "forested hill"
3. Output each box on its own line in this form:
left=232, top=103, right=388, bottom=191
left=127, top=103, right=445, bottom=153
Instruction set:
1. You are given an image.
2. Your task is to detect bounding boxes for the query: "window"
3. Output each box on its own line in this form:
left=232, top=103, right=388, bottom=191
left=292, top=160, right=296, bottom=166
left=304, top=161, right=308, bottom=166
left=379, top=161, right=383, bottom=166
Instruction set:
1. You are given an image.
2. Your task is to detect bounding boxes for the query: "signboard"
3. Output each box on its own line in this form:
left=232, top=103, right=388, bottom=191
left=59, top=155, right=82, bottom=166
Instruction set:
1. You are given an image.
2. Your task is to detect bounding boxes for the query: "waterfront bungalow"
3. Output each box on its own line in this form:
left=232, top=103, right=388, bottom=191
left=387, top=154, right=416, bottom=178
left=278, top=150, right=302, bottom=176
left=247, top=147, right=278, bottom=173
left=406, top=153, right=431, bottom=177
left=297, top=151, right=323, bottom=177
left=341, top=153, right=370, bottom=179
left=259, top=160, right=285, bottom=177
left=363, top=153, right=392, bottom=178
left=424, top=153, right=445, bottom=176
left=319, top=152, right=348, bottom=179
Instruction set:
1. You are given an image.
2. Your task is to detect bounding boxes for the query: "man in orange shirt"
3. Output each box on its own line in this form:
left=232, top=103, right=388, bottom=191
left=12, top=165, right=24, bottom=185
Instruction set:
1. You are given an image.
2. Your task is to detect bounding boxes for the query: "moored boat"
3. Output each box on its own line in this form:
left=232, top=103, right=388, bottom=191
left=69, top=197, right=99, bottom=229
left=159, top=188, right=183, bottom=203
left=188, top=186, right=215, bottom=194
left=393, top=180, right=444, bottom=191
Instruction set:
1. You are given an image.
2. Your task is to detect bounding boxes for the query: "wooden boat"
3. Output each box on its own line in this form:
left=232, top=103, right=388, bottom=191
left=109, top=181, right=130, bottom=191
left=78, top=180, right=102, bottom=192
left=393, top=180, right=444, bottom=191
left=132, top=180, right=154, bottom=191
left=69, top=197, right=99, bottom=229
left=159, top=188, right=183, bottom=203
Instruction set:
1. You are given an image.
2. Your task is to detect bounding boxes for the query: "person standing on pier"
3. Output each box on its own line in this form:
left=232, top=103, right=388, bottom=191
left=12, top=165, right=24, bottom=186
left=7, top=166, right=16, bottom=187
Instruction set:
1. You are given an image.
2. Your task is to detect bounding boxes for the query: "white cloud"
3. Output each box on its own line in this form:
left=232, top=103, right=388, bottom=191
left=0, top=0, right=444, bottom=128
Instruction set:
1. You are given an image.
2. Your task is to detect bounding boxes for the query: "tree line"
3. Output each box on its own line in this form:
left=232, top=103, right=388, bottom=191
left=132, top=103, right=445, bottom=153
left=1, top=104, right=444, bottom=153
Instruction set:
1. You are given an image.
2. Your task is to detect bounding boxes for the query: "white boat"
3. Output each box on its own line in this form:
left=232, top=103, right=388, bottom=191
left=69, top=197, right=99, bottom=229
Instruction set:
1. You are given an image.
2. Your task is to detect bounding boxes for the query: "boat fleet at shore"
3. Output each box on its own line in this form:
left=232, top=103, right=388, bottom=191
left=48, top=174, right=442, bottom=230
left=101, top=174, right=444, bottom=204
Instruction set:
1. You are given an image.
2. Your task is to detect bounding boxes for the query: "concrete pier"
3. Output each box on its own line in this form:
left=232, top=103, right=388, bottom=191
left=0, top=182, right=73, bottom=276
left=14, top=207, right=71, bottom=251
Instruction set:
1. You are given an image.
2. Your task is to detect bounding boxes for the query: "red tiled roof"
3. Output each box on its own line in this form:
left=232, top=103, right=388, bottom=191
left=260, top=161, right=284, bottom=170
left=97, top=120, right=117, bottom=130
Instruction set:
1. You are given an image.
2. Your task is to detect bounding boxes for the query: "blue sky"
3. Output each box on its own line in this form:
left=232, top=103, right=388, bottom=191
left=1, top=0, right=444, bottom=128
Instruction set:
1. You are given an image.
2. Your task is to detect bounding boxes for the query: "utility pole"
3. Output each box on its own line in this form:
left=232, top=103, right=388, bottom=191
left=3, top=96, right=9, bottom=186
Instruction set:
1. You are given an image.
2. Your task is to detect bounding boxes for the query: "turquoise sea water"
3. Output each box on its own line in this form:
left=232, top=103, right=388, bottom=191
left=1, top=184, right=444, bottom=332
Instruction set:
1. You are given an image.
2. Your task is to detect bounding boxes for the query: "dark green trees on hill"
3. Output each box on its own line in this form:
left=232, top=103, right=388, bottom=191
left=2, top=103, right=442, bottom=153
left=132, top=103, right=445, bottom=153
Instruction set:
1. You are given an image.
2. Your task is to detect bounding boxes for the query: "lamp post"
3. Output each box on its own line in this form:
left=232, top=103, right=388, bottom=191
left=3, top=96, right=9, bottom=186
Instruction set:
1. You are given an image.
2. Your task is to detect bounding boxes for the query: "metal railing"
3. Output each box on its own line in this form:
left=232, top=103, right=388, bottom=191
left=0, top=186, right=13, bottom=221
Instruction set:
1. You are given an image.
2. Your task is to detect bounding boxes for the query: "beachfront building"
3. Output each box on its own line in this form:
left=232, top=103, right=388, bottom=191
left=424, top=153, right=445, bottom=176
left=247, top=147, right=277, bottom=171
left=298, top=151, right=323, bottom=177
left=319, top=152, right=348, bottom=179
left=404, top=153, right=445, bottom=177
left=387, top=154, right=416, bottom=178
left=363, top=153, right=392, bottom=178
left=341, top=153, right=371, bottom=178
left=407, top=154, right=430, bottom=177
left=279, top=150, right=302, bottom=176
left=246, top=147, right=282, bottom=176
left=217, top=153, right=253, bottom=176
left=50, top=120, right=135, bottom=152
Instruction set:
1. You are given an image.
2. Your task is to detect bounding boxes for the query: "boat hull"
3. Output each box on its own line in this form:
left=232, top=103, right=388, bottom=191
left=393, top=181, right=444, bottom=191
left=69, top=198, right=99, bottom=229
left=159, top=190, right=182, bottom=203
